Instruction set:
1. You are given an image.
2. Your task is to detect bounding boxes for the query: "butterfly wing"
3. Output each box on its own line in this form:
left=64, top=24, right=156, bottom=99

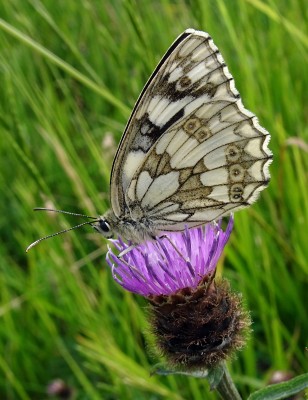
left=111, top=29, right=272, bottom=228
left=126, top=101, right=271, bottom=230
left=110, top=29, right=210, bottom=216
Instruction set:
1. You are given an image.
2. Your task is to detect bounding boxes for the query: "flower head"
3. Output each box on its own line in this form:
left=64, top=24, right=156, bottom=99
left=106, top=216, right=251, bottom=370
left=107, top=217, right=234, bottom=296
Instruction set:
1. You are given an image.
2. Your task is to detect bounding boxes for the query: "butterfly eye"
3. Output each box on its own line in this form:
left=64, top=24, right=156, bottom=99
left=99, top=220, right=111, bottom=233
left=93, top=219, right=114, bottom=238
left=92, top=216, right=114, bottom=238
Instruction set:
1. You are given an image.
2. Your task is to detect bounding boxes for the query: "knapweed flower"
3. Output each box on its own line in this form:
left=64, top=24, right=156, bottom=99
left=107, top=216, right=251, bottom=370
left=107, top=218, right=234, bottom=296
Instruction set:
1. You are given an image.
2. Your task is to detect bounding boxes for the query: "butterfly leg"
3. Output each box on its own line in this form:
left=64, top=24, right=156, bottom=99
left=118, top=244, right=137, bottom=258
left=157, top=234, right=189, bottom=264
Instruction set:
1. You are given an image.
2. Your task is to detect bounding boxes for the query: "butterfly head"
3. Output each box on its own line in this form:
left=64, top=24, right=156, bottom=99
left=92, top=209, right=118, bottom=239
left=92, top=209, right=157, bottom=243
left=93, top=217, right=114, bottom=238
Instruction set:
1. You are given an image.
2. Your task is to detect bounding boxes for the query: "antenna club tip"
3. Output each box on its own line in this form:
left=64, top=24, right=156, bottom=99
left=25, top=241, right=39, bottom=252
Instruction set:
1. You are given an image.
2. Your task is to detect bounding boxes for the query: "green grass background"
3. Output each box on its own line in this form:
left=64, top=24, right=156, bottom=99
left=0, top=0, right=307, bottom=398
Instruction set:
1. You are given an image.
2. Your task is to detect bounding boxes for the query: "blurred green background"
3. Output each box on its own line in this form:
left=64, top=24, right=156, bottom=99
left=0, top=0, right=307, bottom=399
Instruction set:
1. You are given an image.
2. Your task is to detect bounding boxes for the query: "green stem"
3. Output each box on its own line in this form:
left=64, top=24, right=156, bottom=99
left=216, top=363, right=242, bottom=400
left=152, top=362, right=242, bottom=399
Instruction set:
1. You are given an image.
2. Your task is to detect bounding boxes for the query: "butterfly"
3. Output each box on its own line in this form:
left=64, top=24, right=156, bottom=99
left=93, top=28, right=272, bottom=243
left=27, top=28, right=272, bottom=251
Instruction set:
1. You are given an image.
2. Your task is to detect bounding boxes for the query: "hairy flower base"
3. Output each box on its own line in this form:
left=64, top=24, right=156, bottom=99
left=148, top=276, right=251, bottom=370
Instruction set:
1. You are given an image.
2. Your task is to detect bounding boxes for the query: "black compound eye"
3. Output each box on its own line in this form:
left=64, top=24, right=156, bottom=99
left=99, top=220, right=110, bottom=233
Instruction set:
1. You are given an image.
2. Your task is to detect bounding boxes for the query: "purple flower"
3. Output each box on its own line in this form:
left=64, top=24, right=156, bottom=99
left=106, top=216, right=234, bottom=296
left=106, top=215, right=251, bottom=371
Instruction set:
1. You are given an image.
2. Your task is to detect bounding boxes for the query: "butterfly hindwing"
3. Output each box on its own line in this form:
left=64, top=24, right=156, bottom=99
left=110, top=29, right=272, bottom=231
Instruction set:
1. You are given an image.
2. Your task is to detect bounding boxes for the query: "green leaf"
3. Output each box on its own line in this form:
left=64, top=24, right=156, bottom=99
left=248, top=373, right=308, bottom=400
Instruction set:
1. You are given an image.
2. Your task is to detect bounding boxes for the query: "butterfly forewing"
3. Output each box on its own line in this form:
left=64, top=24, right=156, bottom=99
left=110, top=29, right=272, bottom=232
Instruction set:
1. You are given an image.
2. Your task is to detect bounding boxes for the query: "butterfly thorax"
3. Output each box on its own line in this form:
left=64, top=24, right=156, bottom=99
left=94, top=208, right=157, bottom=243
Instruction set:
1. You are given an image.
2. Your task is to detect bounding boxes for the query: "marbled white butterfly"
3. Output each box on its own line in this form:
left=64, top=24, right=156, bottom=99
left=27, top=29, right=272, bottom=251
left=94, top=28, right=272, bottom=242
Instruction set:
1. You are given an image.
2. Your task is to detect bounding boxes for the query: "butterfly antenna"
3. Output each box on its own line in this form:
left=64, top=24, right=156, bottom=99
left=26, top=220, right=98, bottom=252
left=33, top=207, right=97, bottom=219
